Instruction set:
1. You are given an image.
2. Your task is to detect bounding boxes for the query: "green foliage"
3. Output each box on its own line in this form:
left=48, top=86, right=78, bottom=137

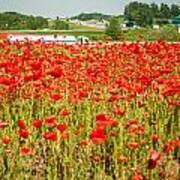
left=0, top=12, right=68, bottom=30
left=115, top=15, right=124, bottom=24
left=54, top=20, right=69, bottom=30
left=0, top=12, right=48, bottom=30
left=122, top=25, right=180, bottom=42
left=171, top=4, right=180, bottom=17
left=105, top=17, right=121, bottom=40
left=51, top=17, right=69, bottom=30
left=3, top=25, right=179, bottom=42
left=159, top=3, right=171, bottom=19
left=157, top=25, right=180, bottom=41
left=71, top=13, right=113, bottom=21
left=124, top=1, right=180, bottom=27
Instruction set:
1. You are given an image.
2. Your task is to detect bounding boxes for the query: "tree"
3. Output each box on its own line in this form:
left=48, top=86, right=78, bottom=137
left=105, top=17, right=121, bottom=40
left=159, top=3, right=171, bottom=19
left=151, top=3, right=160, bottom=18
left=35, top=16, right=48, bottom=29
left=124, top=2, right=152, bottom=26
left=124, top=1, right=140, bottom=21
left=53, top=17, right=69, bottom=30
left=0, top=12, right=48, bottom=30
left=71, top=13, right=113, bottom=21
left=170, top=4, right=180, bottom=17
left=124, top=1, right=179, bottom=26
left=140, top=3, right=153, bottom=26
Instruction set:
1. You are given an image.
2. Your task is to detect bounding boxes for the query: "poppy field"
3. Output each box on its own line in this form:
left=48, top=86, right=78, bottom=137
left=0, top=40, right=179, bottom=179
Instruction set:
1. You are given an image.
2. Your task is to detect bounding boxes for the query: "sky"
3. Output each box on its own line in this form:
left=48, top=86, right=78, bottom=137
left=0, top=0, right=179, bottom=18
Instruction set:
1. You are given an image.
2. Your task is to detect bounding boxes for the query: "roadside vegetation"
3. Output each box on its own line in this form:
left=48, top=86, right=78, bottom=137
left=1, top=25, right=179, bottom=42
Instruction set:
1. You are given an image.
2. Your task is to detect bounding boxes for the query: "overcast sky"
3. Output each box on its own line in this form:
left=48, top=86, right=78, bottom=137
left=0, top=0, right=179, bottom=18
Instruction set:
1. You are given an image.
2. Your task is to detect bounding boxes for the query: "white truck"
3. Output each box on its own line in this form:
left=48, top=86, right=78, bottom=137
left=7, top=34, right=89, bottom=44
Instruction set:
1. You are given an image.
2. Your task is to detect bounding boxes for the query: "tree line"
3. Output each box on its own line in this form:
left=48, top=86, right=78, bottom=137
left=105, top=1, right=179, bottom=40
left=0, top=2, right=179, bottom=31
left=71, top=13, right=113, bottom=21
left=0, top=12, right=69, bottom=30
left=124, top=2, right=180, bottom=26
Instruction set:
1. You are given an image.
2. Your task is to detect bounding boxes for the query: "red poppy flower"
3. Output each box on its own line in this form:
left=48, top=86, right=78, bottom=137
left=32, top=119, right=43, bottom=128
left=18, top=129, right=29, bottom=139
left=148, top=150, right=161, bottom=169
left=57, top=123, right=68, bottom=133
left=152, top=134, right=160, bottom=143
left=90, top=127, right=107, bottom=145
left=96, top=113, right=118, bottom=128
left=96, top=119, right=118, bottom=128
left=45, top=115, right=57, bottom=127
left=18, top=119, right=26, bottom=129
left=110, top=131, right=118, bottom=137
left=118, top=155, right=128, bottom=163
left=61, top=131, right=69, bottom=140
left=113, top=107, right=125, bottom=116
left=80, top=140, right=89, bottom=146
left=163, top=139, right=180, bottom=153
left=59, top=108, right=70, bottom=117
left=0, top=121, right=9, bottom=129
left=163, top=143, right=174, bottom=153
left=49, top=66, right=64, bottom=78
left=78, top=90, right=88, bottom=98
left=51, top=93, right=62, bottom=101
left=2, top=137, right=10, bottom=145
left=108, top=94, right=120, bottom=102
left=0, top=77, right=11, bottom=85
left=131, top=173, right=144, bottom=180
left=96, top=114, right=109, bottom=122
left=127, top=142, right=139, bottom=149
left=20, top=147, right=32, bottom=156
left=134, top=84, right=144, bottom=94
left=43, top=132, right=57, bottom=141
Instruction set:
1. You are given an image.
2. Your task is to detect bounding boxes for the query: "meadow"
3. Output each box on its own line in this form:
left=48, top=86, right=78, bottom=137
left=0, top=39, right=179, bottom=179
left=1, top=25, right=180, bottom=41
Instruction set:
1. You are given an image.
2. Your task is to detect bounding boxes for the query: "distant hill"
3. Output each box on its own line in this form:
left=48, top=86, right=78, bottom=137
left=0, top=11, right=124, bottom=31
left=0, top=11, right=49, bottom=30
left=0, top=12, right=70, bottom=30
left=70, top=13, right=114, bottom=21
